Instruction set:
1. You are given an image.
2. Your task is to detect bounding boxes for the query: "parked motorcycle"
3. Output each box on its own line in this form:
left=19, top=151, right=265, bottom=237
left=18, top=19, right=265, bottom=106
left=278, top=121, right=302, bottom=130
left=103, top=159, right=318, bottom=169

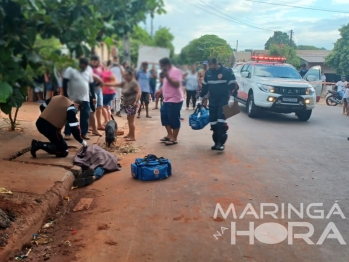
left=326, top=90, right=343, bottom=106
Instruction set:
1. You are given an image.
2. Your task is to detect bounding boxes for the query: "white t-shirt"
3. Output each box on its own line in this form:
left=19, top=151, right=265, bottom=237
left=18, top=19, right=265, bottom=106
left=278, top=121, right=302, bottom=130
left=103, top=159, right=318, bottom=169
left=336, top=81, right=348, bottom=91
left=185, top=72, right=198, bottom=91
left=110, top=65, right=124, bottom=83
left=321, top=75, right=326, bottom=82
left=63, top=67, right=93, bottom=102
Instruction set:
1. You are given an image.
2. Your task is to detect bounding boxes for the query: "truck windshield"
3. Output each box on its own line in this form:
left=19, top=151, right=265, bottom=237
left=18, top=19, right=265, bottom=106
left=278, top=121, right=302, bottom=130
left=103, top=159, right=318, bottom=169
left=254, top=65, right=301, bottom=79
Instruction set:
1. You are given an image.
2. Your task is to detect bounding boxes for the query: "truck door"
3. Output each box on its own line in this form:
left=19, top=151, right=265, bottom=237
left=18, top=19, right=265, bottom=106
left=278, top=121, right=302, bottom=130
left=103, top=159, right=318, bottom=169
left=304, top=66, right=322, bottom=102
left=237, top=63, right=250, bottom=101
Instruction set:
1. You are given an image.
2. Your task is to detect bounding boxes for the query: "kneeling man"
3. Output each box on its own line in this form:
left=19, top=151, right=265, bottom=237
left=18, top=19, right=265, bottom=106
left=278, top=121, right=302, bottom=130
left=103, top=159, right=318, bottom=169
left=31, top=96, right=87, bottom=158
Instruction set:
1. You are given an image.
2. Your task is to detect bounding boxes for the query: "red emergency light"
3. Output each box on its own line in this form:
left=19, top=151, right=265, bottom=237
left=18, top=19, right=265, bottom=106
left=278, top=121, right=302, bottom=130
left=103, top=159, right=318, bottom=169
left=251, top=56, right=286, bottom=62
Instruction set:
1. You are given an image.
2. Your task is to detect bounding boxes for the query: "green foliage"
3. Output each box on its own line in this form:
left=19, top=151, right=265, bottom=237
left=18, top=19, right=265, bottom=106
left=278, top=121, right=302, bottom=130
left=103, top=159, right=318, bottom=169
left=268, top=44, right=301, bottom=68
left=325, top=23, right=349, bottom=76
left=152, top=27, right=175, bottom=57
left=265, top=31, right=296, bottom=50
left=209, top=45, right=233, bottom=66
left=0, top=0, right=165, bottom=130
left=179, top=35, right=232, bottom=65
left=297, top=45, right=326, bottom=50
left=117, top=26, right=175, bottom=66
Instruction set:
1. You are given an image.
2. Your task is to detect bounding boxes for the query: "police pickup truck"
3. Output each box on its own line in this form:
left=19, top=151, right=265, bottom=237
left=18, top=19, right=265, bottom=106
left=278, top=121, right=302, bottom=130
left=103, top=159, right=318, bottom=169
left=235, top=56, right=322, bottom=121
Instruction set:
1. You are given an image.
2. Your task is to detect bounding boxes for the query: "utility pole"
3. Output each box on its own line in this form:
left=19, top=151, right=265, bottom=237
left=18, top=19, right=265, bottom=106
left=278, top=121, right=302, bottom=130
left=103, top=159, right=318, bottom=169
left=236, top=40, right=238, bottom=52
left=289, top=30, right=293, bottom=46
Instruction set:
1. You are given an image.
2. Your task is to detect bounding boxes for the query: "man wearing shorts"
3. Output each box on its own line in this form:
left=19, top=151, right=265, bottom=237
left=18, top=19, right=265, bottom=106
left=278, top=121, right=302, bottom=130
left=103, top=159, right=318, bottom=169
left=136, top=62, right=151, bottom=118
left=62, top=58, right=94, bottom=140
left=90, top=55, right=104, bottom=130
left=155, top=58, right=183, bottom=146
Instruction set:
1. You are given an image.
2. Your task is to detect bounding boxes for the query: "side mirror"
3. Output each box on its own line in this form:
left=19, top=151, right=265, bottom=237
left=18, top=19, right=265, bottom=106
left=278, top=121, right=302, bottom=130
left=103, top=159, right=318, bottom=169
left=241, top=72, right=249, bottom=78
left=306, top=75, right=317, bottom=81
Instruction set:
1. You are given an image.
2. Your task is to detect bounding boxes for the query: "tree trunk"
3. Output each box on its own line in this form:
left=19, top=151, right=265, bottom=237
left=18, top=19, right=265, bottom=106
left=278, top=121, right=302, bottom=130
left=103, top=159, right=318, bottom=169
left=123, top=33, right=131, bottom=64
left=151, top=15, right=154, bottom=37
left=9, top=107, right=19, bottom=131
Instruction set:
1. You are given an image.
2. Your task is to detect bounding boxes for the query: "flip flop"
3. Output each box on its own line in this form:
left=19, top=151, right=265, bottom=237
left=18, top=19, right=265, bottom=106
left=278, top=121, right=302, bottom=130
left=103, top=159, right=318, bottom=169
left=165, top=140, right=178, bottom=146
left=137, top=115, right=141, bottom=118
left=160, top=137, right=171, bottom=142
left=125, top=138, right=136, bottom=141
left=92, top=132, right=102, bottom=136
left=146, top=116, right=152, bottom=118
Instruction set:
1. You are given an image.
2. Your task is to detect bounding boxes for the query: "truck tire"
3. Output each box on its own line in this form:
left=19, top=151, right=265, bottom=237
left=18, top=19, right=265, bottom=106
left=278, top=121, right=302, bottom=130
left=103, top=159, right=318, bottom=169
left=297, top=110, right=312, bottom=121
left=247, top=93, right=259, bottom=118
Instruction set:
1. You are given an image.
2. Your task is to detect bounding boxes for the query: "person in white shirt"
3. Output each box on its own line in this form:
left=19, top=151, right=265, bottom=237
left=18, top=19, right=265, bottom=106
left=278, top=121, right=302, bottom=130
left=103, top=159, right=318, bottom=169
left=321, top=72, right=327, bottom=97
left=62, top=58, right=95, bottom=140
left=185, top=65, right=198, bottom=110
left=335, top=76, right=348, bottom=101
left=109, top=56, right=124, bottom=117
left=342, top=83, right=349, bottom=115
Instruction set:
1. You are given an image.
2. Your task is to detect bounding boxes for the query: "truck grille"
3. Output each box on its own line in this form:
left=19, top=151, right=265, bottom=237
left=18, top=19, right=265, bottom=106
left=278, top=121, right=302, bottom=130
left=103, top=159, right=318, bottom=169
left=274, top=87, right=307, bottom=95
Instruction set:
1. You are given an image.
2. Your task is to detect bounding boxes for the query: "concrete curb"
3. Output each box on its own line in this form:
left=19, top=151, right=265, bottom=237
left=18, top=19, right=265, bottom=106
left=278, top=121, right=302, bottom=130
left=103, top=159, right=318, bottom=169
left=0, top=170, right=75, bottom=261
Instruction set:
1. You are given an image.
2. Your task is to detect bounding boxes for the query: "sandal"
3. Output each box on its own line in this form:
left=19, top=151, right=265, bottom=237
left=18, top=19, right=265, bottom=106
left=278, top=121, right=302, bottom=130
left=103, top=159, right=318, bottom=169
left=160, top=137, right=171, bottom=142
left=92, top=132, right=102, bottom=136
left=125, top=137, right=136, bottom=141
left=165, top=140, right=178, bottom=146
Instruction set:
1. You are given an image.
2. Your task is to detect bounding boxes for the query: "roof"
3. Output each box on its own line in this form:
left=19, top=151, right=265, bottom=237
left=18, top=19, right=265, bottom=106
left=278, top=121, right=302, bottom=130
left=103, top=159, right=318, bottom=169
left=233, top=52, right=252, bottom=62
left=296, top=50, right=332, bottom=63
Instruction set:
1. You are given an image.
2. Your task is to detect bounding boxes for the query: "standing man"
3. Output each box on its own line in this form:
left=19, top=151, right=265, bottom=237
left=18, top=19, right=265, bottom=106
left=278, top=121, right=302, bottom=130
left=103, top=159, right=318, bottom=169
left=335, top=76, right=348, bottom=101
left=155, top=58, right=183, bottom=146
left=62, top=58, right=95, bottom=140
left=110, top=56, right=124, bottom=117
left=199, top=58, right=238, bottom=151
left=136, top=62, right=152, bottom=118
left=31, top=95, right=87, bottom=158
left=299, top=63, right=308, bottom=78
left=197, top=61, right=209, bottom=106
left=90, top=55, right=104, bottom=131
left=321, top=72, right=327, bottom=97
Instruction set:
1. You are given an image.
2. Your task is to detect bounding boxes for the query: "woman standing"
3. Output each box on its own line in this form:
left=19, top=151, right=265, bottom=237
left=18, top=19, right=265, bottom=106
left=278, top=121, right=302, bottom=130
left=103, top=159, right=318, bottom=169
left=185, top=65, right=198, bottom=110
left=149, top=65, right=157, bottom=101
left=102, top=71, right=117, bottom=126
left=105, top=68, right=141, bottom=141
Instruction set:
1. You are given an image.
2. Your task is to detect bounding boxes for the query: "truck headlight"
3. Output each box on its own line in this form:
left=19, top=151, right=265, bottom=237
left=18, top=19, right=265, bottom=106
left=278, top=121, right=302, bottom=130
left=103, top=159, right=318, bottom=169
left=258, top=84, right=274, bottom=93
left=306, top=87, right=315, bottom=95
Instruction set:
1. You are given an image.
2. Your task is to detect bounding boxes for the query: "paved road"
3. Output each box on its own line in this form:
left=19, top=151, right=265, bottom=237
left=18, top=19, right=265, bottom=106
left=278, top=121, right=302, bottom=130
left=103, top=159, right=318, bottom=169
left=69, top=103, right=349, bottom=262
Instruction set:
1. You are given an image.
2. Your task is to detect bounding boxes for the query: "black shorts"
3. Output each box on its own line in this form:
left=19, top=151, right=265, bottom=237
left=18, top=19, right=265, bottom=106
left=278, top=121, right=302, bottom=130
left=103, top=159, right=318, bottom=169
left=140, top=92, right=150, bottom=104
left=36, top=117, right=68, bottom=156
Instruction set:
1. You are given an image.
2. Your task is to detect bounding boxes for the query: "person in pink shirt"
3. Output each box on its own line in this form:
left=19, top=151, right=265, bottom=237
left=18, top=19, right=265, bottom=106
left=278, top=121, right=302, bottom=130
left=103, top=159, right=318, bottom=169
left=90, top=55, right=104, bottom=133
left=102, top=71, right=117, bottom=125
left=155, top=58, right=183, bottom=146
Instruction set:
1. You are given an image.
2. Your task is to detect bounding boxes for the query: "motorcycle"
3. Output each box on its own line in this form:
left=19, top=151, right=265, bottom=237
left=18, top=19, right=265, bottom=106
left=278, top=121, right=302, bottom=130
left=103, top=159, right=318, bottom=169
left=326, top=89, right=343, bottom=106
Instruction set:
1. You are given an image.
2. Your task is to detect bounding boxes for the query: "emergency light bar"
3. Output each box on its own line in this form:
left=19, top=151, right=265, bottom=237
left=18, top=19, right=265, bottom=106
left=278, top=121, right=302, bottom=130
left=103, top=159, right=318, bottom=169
left=251, top=56, right=286, bottom=62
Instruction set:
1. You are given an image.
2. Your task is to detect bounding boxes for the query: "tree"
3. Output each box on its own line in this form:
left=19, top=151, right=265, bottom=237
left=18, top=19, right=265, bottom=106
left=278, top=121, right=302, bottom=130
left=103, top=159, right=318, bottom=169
left=265, top=31, right=296, bottom=50
left=268, top=44, right=301, bottom=68
left=147, top=0, right=166, bottom=37
left=297, top=45, right=326, bottom=50
left=0, top=0, right=165, bottom=130
left=325, top=23, right=349, bottom=76
left=152, top=27, right=175, bottom=57
left=179, top=35, right=232, bottom=65
left=209, top=46, right=233, bottom=66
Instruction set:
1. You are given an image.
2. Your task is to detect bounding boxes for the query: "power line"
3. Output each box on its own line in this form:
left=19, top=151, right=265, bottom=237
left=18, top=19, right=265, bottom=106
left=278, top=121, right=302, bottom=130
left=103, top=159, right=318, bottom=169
left=198, top=0, right=273, bottom=31
left=245, top=0, right=349, bottom=14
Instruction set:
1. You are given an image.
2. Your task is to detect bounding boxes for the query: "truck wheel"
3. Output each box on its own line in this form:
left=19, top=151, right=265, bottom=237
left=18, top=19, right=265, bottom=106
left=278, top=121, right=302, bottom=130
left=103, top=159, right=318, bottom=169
left=247, top=94, right=259, bottom=118
left=297, top=110, right=312, bottom=121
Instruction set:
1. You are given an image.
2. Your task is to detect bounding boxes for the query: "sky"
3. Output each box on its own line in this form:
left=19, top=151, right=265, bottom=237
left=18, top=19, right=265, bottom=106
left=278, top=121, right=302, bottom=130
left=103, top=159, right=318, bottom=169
left=143, top=0, right=349, bottom=54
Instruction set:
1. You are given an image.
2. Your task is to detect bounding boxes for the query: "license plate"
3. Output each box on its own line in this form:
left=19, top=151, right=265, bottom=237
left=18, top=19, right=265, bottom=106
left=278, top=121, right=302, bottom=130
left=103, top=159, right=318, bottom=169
left=282, top=97, right=298, bottom=103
